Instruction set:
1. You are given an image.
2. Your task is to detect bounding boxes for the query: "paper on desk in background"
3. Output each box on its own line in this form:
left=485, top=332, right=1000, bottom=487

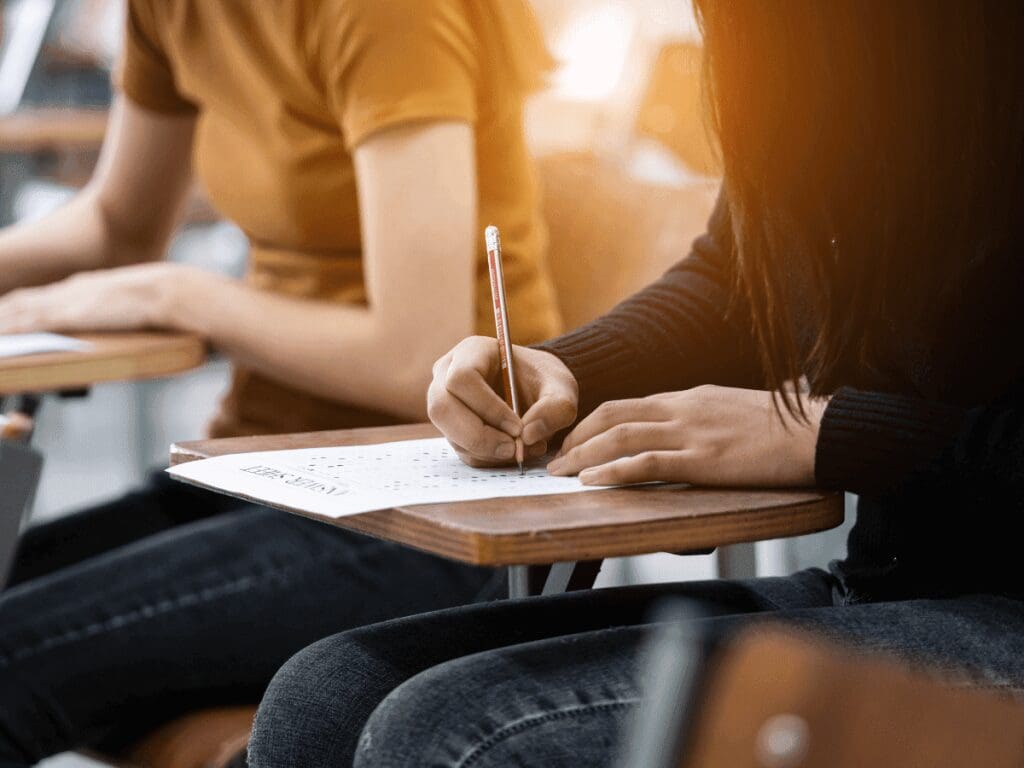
left=168, top=437, right=603, bottom=519
left=0, top=333, right=92, bottom=359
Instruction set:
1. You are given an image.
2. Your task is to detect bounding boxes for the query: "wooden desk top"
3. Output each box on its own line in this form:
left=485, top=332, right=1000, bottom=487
left=171, top=424, right=845, bottom=567
left=0, top=332, right=206, bottom=395
left=0, top=108, right=108, bottom=154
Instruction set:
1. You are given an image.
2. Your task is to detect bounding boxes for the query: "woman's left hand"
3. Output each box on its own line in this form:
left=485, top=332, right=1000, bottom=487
left=0, top=262, right=201, bottom=334
left=547, top=385, right=829, bottom=487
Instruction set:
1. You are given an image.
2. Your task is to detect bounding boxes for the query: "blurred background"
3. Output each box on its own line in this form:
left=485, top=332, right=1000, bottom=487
left=1, top=0, right=853, bottom=599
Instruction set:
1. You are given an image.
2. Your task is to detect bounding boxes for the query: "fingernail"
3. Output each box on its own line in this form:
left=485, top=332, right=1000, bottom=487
left=579, top=469, right=597, bottom=485
left=547, top=459, right=565, bottom=475
left=496, top=442, right=516, bottom=459
left=501, top=420, right=521, bottom=437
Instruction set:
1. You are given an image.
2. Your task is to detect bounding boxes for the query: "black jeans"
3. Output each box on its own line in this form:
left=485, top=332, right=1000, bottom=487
left=0, top=473, right=503, bottom=766
left=249, top=570, right=1024, bottom=767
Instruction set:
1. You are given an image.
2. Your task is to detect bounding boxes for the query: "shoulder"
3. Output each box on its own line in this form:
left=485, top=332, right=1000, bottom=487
left=322, top=0, right=473, bottom=39
left=316, top=0, right=477, bottom=81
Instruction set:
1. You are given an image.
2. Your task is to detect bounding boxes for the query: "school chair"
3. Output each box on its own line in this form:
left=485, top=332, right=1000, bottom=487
left=633, top=41, right=718, bottom=178
left=107, top=708, right=253, bottom=768
left=538, top=149, right=717, bottom=330
left=622, top=615, right=1024, bottom=768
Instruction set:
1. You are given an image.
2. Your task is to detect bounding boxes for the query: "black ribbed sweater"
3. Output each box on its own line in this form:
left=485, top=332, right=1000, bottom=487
left=538, top=195, right=1024, bottom=601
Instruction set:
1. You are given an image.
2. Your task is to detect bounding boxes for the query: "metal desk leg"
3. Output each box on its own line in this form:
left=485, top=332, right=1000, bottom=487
left=0, top=440, right=44, bottom=588
left=508, top=564, right=532, bottom=598
left=507, top=560, right=603, bottom=598
left=716, top=542, right=758, bottom=580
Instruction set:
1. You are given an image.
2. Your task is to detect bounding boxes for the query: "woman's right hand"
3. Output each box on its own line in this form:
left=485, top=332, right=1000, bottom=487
left=427, top=336, right=579, bottom=467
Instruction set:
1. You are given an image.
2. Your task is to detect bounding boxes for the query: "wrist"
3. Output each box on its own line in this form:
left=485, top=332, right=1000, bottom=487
left=156, top=264, right=221, bottom=335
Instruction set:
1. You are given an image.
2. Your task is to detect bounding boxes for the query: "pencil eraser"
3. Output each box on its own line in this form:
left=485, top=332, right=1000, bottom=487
left=485, top=225, right=500, bottom=252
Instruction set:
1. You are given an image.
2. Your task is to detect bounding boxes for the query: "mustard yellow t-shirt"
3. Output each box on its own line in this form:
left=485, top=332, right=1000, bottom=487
left=117, top=0, right=562, bottom=437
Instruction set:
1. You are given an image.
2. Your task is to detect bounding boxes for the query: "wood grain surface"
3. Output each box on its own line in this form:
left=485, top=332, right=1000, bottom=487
left=0, top=108, right=108, bottom=154
left=0, top=332, right=206, bottom=394
left=172, top=424, right=844, bottom=566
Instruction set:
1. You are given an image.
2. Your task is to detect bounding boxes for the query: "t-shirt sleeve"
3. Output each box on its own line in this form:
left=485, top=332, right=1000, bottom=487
left=323, top=0, right=479, bottom=150
left=113, top=0, right=196, bottom=114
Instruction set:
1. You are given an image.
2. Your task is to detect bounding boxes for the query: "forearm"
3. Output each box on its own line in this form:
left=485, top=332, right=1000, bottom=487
left=172, top=271, right=473, bottom=421
left=0, top=100, right=194, bottom=295
left=0, top=189, right=156, bottom=294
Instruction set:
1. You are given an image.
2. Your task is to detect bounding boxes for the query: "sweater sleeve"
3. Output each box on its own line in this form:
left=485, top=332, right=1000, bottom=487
left=815, top=383, right=1024, bottom=498
left=536, top=192, right=763, bottom=416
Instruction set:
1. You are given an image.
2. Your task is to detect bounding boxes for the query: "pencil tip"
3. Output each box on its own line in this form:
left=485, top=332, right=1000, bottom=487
left=518, top=462, right=525, bottom=475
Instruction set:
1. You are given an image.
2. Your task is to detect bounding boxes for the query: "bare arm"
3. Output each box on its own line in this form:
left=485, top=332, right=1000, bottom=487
left=0, top=97, right=194, bottom=294
left=174, top=121, right=478, bottom=420
left=0, top=120, right=477, bottom=421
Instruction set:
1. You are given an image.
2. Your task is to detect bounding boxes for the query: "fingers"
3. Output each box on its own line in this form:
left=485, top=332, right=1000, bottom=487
left=428, top=372, right=517, bottom=466
left=548, top=421, right=681, bottom=476
left=520, top=395, right=576, bottom=445
left=557, top=397, right=675, bottom=458
left=448, top=440, right=515, bottom=468
left=427, top=339, right=520, bottom=467
left=578, top=450, right=694, bottom=486
left=526, top=439, right=548, bottom=458
left=446, top=340, right=520, bottom=434
left=427, top=338, right=580, bottom=466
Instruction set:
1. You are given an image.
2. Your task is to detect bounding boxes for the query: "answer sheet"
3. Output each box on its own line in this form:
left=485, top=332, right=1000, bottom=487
left=168, top=437, right=604, bottom=519
left=0, top=333, right=91, bottom=359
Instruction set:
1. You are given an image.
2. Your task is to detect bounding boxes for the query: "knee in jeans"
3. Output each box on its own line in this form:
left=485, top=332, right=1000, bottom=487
left=354, top=657, right=492, bottom=768
left=248, top=634, right=366, bottom=768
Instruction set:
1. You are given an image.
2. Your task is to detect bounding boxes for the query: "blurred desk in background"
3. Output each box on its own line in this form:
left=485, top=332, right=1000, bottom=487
left=1, top=331, right=206, bottom=589
left=0, top=331, right=206, bottom=395
left=0, top=106, right=107, bottom=155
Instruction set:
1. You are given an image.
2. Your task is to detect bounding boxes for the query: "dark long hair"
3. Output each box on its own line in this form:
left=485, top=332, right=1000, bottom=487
left=692, top=0, right=1024, bottom=411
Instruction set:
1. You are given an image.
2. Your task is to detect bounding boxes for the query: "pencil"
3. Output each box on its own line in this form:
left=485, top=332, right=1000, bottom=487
left=485, top=225, right=525, bottom=474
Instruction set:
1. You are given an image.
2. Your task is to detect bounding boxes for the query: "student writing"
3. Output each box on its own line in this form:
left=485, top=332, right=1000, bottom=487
left=248, top=2, right=1024, bottom=765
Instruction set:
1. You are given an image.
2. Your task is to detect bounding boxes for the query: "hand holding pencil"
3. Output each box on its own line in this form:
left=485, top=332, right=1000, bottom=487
left=426, top=227, right=580, bottom=469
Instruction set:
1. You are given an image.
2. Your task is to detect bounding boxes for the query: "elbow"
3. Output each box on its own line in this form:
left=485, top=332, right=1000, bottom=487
left=389, top=368, right=434, bottom=422
left=379, top=317, right=473, bottom=421
left=370, top=351, right=438, bottom=422
left=90, top=185, right=166, bottom=266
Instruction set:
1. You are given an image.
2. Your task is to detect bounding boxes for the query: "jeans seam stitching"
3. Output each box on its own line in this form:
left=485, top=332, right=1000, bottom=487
left=0, top=541, right=391, bottom=667
left=456, top=698, right=641, bottom=768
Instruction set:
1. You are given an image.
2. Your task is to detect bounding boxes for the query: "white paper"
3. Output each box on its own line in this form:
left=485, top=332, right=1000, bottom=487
left=168, top=437, right=604, bottom=518
left=0, top=333, right=91, bottom=359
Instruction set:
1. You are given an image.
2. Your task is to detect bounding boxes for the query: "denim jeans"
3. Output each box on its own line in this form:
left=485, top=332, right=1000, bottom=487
left=0, top=473, right=503, bottom=766
left=249, top=570, right=1024, bottom=767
